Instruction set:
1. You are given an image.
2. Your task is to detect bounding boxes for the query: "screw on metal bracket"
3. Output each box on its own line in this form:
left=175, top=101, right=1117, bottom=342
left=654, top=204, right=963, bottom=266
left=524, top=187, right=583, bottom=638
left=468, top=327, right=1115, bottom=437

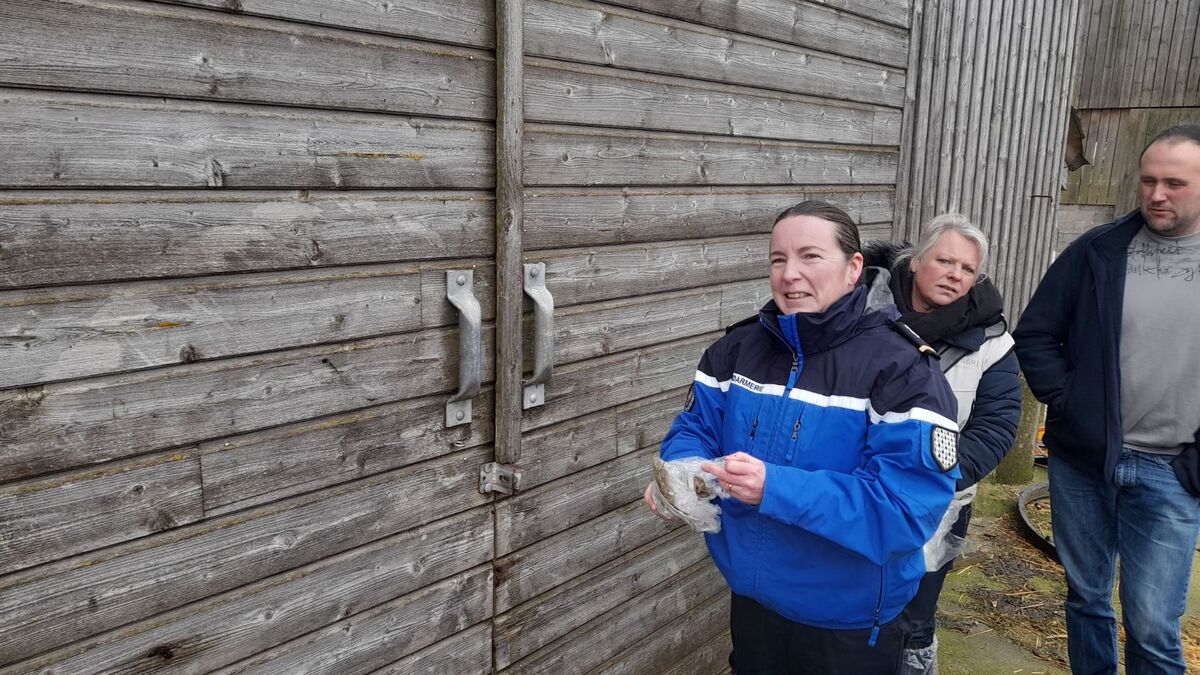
left=479, top=462, right=522, bottom=495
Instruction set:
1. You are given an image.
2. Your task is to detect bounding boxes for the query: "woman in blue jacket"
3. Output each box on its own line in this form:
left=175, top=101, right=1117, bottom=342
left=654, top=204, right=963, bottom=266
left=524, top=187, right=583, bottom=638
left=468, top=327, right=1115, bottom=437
left=864, top=214, right=1022, bottom=675
left=646, top=201, right=961, bottom=674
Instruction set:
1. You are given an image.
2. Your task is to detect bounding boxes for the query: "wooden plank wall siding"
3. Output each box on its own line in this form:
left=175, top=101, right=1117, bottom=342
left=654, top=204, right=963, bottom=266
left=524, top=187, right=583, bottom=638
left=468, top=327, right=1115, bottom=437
left=1072, top=0, right=1200, bottom=110
left=1, top=0, right=909, bottom=672
left=1056, top=0, right=1199, bottom=251
left=894, top=0, right=1082, bottom=321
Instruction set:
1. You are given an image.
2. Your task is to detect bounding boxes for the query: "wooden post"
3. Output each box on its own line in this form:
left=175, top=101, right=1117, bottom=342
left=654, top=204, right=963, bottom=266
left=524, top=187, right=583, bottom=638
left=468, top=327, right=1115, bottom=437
left=495, top=0, right=524, bottom=466
left=995, top=375, right=1039, bottom=485
left=892, top=0, right=925, bottom=240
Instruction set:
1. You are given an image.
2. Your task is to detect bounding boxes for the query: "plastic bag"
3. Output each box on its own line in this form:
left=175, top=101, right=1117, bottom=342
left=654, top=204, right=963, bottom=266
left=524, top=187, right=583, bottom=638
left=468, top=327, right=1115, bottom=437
left=923, top=486, right=976, bottom=571
left=650, top=456, right=728, bottom=533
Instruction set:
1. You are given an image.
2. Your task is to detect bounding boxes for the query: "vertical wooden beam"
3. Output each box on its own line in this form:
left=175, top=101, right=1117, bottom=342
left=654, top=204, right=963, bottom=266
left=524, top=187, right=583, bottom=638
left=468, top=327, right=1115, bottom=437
left=495, top=0, right=524, bottom=466
left=892, top=0, right=926, bottom=239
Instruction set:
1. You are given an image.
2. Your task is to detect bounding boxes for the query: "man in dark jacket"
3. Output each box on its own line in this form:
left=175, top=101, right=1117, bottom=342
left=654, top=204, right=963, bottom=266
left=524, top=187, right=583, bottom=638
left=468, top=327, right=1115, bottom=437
left=1014, top=123, right=1200, bottom=674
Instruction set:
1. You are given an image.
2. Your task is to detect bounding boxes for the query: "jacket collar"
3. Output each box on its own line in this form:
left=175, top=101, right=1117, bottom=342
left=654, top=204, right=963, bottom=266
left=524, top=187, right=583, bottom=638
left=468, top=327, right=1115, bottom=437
left=941, top=318, right=1007, bottom=351
left=760, top=283, right=893, bottom=355
left=1090, top=209, right=1145, bottom=260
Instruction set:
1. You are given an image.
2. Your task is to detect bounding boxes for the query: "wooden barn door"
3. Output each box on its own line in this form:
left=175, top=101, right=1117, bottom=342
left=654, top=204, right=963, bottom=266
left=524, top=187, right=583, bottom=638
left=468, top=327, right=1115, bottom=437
left=2, top=0, right=909, bottom=672
left=485, top=1, right=908, bottom=673
left=0, top=1, right=500, bottom=672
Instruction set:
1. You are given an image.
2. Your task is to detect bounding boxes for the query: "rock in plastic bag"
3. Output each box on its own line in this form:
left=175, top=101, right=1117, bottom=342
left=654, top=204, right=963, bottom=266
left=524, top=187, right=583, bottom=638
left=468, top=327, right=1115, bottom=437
left=651, top=456, right=728, bottom=533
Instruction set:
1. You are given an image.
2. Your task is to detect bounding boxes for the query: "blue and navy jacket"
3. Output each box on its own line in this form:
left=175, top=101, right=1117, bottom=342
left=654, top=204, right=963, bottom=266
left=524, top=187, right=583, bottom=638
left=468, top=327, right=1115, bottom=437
left=661, top=283, right=960, bottom=632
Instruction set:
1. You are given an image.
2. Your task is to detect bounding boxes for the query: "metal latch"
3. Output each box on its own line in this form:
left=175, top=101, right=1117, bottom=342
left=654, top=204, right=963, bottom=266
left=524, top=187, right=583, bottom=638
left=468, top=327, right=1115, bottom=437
left=479, top=462, right=522, bottom=495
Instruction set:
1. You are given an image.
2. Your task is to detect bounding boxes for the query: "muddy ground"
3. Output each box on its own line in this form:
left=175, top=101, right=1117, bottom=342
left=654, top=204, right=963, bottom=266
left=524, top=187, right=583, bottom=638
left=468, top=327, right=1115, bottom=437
left=934, top=466, right=1200, bottom=674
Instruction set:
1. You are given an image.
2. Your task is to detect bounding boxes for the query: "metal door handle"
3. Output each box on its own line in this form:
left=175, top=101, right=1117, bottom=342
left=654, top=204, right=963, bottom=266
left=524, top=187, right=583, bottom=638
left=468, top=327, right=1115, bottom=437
left=523, top=262, right=554, bottom=409
left=446, top=270, right=481, bottom=427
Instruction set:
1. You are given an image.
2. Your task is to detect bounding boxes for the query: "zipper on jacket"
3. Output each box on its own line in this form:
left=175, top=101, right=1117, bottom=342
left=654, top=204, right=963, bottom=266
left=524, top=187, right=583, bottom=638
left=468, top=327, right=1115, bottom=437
left=749, top=416, right=759, bottom=441
left=784, top=352, right=799, bottom=393
left=783, top=412, right=803, bottom=463
left=868, top=567, right=885, bottom=647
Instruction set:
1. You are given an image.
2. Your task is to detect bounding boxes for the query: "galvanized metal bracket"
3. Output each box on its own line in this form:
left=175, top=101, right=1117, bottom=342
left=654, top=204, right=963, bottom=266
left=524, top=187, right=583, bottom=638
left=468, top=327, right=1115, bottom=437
left=523, top=262, right=554, bottom=410
left=479, top=462, right=522, bottom=495
left=446, top=270, right=482, bottom=427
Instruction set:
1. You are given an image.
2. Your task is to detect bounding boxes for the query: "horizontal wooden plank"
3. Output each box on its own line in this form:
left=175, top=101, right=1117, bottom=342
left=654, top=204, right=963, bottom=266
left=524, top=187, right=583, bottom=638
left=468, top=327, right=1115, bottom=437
left=0, top=448, right=491, bottom=666
left=502, top=559, right=724, bottom=675
left=539, top=236, right=766, bottom=308
left=860, top=221, right=893, bottom=241
left=202, top=390, right=494, bottom=516
left=167, top=0, right=494, bottom=49
left=0, top=0, right=493, bottom=120
left=494, top=499, right=680, bottom=613
left=659, top=629, right=734, bottom=675
left=7, top=508, right=492, bottom=674
left=614, top=386, right=689, bottom=456
left=494, top=529, right=708, bottom=669
left=215, top=565, right=493, bottom=674
left=0, top=89, right=493, bottom=189
left=0, top=450, right=202, bottom=575
left=524, top=59, right=901, bottom=145
left=0, top=190, right=494, bottom=289
left=370, top=623, right=491, bottom=675
left=550, top=286, right=723, bottom=364
left=525, top=0, right=905, bottom=107
left=496, top=446, right=656, bottom=556
left=525, top=125, right=899, bottom=187
left=520, top=332, right=713, bottom=434
left=523, top=186, right=894, bottom=249
left=518, top=406, right=618, bottom=491
left=0, top=262, right=494, bottom=388
left=719, top=279, right=773, bottom=328
left=599, top=0, right=908, bottom=67
left=0, top=325, right=495, bottom=481
left=811, top=0, right=910, bottom=28
left=590, top=590, right=730, bottom=675
left=520, top=381, right=693, bottom=491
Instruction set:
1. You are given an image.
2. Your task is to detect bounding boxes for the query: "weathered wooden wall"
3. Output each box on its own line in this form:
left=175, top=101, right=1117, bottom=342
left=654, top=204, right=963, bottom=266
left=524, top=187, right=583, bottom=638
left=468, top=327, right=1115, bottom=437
left=894, top=0, right=1082, bottom=320
left=1055, top=0, right=1199, bottom=251
left=1, top=0, right=909, bottom=672
left=1073, top=0, right=1200, bottom=110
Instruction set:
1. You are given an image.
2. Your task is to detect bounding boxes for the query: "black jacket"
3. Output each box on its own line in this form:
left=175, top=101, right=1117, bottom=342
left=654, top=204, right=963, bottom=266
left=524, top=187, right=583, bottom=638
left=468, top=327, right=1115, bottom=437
left=1013, top=209, right=1200, bottom=491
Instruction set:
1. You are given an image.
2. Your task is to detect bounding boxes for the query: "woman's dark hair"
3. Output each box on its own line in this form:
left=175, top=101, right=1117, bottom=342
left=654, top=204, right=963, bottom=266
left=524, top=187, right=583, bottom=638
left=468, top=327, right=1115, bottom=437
left=1142, top=123, right=1200, bottom=156
left=773, top=200, right=862, bottom=259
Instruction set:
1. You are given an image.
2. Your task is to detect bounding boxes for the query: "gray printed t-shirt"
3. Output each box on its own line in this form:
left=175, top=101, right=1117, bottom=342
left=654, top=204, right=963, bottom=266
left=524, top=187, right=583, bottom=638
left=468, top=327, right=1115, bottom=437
left=1120, top=226, right=1200, bottom=454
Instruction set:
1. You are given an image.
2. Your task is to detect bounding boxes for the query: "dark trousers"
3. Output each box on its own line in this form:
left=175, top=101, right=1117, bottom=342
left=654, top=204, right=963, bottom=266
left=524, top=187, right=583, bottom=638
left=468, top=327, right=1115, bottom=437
left=902, top=503, right=973, bottom=649
left=729, top=593, right=909, bottom=675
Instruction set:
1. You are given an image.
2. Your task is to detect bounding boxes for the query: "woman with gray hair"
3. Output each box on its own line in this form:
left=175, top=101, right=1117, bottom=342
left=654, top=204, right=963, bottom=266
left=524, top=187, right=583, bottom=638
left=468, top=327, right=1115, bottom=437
left=864, top=214, right=1022, bottom=674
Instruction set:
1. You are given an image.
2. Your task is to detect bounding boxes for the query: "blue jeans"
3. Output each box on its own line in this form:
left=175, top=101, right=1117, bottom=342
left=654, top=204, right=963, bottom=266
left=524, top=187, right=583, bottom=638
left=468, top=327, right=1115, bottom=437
left=1049, top=450, right=1200, bottom=675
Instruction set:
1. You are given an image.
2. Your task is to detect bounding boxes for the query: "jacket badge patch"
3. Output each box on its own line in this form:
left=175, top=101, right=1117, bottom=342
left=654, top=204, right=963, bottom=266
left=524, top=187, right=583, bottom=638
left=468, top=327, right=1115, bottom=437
left=683, top=384, right=695, bottom=412
left=931, top=426, right=958, bottom=471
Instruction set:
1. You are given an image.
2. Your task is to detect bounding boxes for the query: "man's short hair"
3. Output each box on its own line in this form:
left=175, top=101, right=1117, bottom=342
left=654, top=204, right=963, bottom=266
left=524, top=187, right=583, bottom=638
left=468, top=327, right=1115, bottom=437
left=1141, top=123, right=1200, bottom=157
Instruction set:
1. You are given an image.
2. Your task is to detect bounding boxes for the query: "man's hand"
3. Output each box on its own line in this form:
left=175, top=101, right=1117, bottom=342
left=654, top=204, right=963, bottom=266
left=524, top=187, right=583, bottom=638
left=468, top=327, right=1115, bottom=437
left=644, top=482, right=679, bottom=522
left=704, top=452, right=766, bottom=505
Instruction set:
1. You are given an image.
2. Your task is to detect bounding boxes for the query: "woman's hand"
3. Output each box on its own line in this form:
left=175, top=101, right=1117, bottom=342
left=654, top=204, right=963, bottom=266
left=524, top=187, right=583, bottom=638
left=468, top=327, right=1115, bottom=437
left=704, top=452, right=766, bottom=505
left=644, top=482, right=679, bottom=522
